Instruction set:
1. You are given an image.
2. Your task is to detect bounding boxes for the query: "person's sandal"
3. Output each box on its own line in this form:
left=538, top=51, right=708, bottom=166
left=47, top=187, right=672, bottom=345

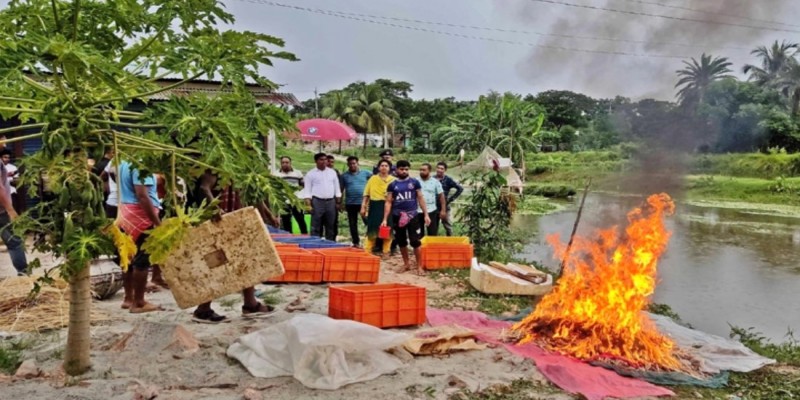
left=242, top=302, right=276, bottom=319
left=192, top=309, right=228, bottom=324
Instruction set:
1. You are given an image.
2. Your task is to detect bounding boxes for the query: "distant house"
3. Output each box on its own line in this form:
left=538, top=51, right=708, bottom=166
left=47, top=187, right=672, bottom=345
left=0, top=78, right=300, bottom=212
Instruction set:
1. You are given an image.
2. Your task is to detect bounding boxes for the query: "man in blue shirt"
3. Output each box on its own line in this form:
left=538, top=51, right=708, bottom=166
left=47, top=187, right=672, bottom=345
left=382, top=160, right=429, bottom=274
left=435, top=162, right=464, bottom=236
left=340, top=156, right=371, bottom=247
left=117, top=160, right=163, bottom=313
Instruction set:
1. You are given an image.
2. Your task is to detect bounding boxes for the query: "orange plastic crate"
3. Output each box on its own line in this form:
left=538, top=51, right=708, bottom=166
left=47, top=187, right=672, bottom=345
left=328, top=283, right=426, bottom=328
left=420, top=244, right=474, bottom=270
left=267, top=250, right=324, bottom=283
left=316, top=250, right=380, bottom=283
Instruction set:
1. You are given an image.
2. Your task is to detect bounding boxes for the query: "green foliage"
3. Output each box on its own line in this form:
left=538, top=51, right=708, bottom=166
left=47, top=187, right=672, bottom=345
left=456, top=171, right=521, bottom=262
left=435, top=92, right=544, bottom=168
left=647, top=303, right=692, bottom=328
left=141, top=204, right=214, bottom=265
left=448, top=378, right=563, bottom=400
left=730, top=326, right=800, bottom=366
left=689, top=152, right=800, bottom=178
left=0, top=340, right=28, bottom=374
left=0, top=0, right=299, bottom=278
left=522, top=184, right=576, bottom=198
left=675, top=53, right=733, bottom=106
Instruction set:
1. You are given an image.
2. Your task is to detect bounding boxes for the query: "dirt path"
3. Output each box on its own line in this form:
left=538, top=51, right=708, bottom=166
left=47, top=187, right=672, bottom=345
left=0, top=250, right=574, bottom=400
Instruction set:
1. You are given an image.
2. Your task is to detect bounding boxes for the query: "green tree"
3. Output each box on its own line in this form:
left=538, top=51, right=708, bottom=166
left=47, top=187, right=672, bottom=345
left=348, top=83, right=399, bottom=151
left=775, top=61, right=800, bottom=117
left=320, top=90, right=356, bottom=152
left=0, top=0, right=297, bottom=375
left=528, top=90, right=596, bottom=130
left=456, top=170, right=520, bottom=262
left=743, top=40, right=799, bottom=86
left=675, top=53, right=733, bottom=107
left=437, top=93, right=544, bottom=173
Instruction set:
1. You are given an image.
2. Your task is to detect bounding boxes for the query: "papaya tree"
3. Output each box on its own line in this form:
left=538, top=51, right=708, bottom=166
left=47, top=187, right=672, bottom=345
left=0, top=0, right=298, bottom=375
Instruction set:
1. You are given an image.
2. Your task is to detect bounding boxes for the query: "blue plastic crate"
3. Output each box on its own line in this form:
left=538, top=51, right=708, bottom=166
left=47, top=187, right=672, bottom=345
left=267, top=226, right=291, bottom=234
left=299, top=242, right=349, bottom=249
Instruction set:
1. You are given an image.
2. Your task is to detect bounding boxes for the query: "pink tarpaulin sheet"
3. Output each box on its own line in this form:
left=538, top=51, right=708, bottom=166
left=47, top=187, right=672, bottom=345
left=426, top=309, right=674, bottom=400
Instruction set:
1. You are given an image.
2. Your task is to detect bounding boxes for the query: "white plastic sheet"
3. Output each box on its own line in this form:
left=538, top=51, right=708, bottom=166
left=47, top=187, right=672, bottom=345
left=650, top=313, right=775, bottom=373
left=227, top=314, right=409, bottom=389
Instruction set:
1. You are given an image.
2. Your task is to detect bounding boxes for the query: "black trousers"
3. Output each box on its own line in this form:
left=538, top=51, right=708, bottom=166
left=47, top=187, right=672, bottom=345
left=281, top=204, right=307, bottom=234
left=310, top=197, right=337, bottom=241
left=345, top=204, right=365, bottom=245
left=417, top=211, right=440, bottom=238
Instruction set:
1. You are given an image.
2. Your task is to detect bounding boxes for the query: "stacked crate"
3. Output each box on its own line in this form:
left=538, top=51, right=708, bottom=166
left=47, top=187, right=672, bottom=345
left=419, top=236, right=474, bottom=270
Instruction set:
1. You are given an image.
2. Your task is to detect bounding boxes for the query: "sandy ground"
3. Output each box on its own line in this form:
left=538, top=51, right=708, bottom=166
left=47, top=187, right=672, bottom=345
left=0, top=245, right=576, bottom=400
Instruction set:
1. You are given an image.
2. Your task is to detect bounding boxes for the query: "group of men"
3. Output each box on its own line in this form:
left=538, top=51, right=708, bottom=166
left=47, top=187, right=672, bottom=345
left=276, top=149, right=464, bottom=272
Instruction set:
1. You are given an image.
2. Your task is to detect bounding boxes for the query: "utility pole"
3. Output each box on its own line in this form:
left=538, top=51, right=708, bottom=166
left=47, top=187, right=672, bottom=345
left=314, top=87, right=319, bottom=118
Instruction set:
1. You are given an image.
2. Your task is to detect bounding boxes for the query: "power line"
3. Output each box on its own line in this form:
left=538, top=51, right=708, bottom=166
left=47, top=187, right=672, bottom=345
left=281, top=3, right=749, bottom=52
left=238, top=0, right=692, bottom=59
left=527, top=0, right=800, bottom=34
left=605, top=0, right=800, bottom=29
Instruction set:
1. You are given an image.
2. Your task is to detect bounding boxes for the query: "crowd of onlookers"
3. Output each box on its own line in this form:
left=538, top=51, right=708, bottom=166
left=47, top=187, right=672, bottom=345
left=0, top=142, right=463, bottom=320
left=278, top=149, right=463, bottom=274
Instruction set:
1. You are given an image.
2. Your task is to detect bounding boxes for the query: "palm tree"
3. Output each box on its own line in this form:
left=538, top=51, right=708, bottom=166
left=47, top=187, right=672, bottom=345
left=348, top=84, right=399, bottom=151
left=321, top=90, right=356, bottom=152
left=743, top=40, right=799, bottom=86
left=675, top=53, right=733, bottom=106
left=775, top=61, right=800, bottom=116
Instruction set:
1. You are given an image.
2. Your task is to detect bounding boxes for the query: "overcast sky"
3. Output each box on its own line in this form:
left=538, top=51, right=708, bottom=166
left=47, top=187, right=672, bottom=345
left=224, top=0, right=799, bottom=102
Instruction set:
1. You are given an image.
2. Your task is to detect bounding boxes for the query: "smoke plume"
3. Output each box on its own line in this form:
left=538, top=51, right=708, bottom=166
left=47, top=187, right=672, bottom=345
left=498, top=0, right=799, bottom=100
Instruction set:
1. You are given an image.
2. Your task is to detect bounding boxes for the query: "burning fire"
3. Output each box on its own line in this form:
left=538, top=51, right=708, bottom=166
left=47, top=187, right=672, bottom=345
left=513, top=193, right=680, bottom=371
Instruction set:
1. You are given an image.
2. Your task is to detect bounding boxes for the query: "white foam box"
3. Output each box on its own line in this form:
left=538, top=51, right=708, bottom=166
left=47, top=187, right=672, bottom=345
left=162, top=207, right=284, bottom=309
left=469, top=258, right=553, bottom=296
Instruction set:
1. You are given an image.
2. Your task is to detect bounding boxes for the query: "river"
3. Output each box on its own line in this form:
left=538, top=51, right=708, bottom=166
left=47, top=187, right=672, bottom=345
left=513, top=193, right=800, bottom=343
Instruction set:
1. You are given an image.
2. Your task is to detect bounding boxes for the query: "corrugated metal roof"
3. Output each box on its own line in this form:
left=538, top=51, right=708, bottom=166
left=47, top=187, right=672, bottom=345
left=147, top=81, right=300, bottom=106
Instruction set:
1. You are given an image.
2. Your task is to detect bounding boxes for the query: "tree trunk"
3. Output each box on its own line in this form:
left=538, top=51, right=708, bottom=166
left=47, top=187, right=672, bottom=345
left=64, top=262, right=92, bottom=376
left=792, top=88, right=800, bottom=117
left=338, top=140, right=342, bottom=153
left=362, top=132, right=368, bottom=154
left=383, top=125, right=388, bottom=149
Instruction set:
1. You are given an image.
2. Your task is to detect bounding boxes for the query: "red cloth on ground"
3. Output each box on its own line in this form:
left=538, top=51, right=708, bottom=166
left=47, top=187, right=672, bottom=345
left=426, top=309, right=674, bottom=400
left=118, top=204, right=158, bottom=241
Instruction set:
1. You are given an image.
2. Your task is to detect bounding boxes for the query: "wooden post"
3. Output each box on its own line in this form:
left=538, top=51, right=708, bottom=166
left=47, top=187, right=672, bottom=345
left=557, top=179, right=591, bottom=280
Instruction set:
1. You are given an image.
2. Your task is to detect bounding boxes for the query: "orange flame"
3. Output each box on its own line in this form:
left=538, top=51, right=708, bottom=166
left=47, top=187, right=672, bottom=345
left=513, top=193, right=680, bottom=370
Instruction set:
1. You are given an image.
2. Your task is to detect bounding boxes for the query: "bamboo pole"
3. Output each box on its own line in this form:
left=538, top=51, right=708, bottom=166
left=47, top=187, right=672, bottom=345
left=556, top=178, right=591, bottom=280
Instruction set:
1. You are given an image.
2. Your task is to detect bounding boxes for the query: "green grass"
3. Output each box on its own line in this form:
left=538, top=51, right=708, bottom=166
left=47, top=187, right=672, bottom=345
left=0, top=339, right=31, bottom=374
left=686, top=175, right=800, bottom=206
left=257, top=287, right=283, bottom=306
left=448, top=378, right=565, bottom=400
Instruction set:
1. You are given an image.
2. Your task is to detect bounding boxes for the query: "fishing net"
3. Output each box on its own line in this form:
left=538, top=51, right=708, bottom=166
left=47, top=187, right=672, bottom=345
left=0, top=276, right=108, bottom=333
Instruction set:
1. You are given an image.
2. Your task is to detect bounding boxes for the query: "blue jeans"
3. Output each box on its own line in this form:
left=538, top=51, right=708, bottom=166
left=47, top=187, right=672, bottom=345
left=0, top=212, right=28, bottom=275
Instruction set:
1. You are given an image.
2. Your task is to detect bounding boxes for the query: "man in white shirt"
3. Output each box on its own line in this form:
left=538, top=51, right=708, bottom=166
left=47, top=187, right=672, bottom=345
left=274, top=156, right=307, bottom=234
left=1, top=150, right=18, bottom=198
left=303, top=152, right=342, bottom=241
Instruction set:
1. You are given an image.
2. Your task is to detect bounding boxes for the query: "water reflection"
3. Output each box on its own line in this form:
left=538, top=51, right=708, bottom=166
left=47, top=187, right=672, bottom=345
left=513, top=193, right=800, bottom=342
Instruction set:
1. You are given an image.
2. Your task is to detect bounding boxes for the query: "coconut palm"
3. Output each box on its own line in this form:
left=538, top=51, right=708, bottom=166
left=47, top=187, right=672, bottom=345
left=743, top=40, right=799, bottom=86
left=348, top=84, right=399, bottom=151
left=321, top=90, right=356, bottom=125
left=675, top=53, right=733, bottom=106
left=775, top=61, right=800, bottom=116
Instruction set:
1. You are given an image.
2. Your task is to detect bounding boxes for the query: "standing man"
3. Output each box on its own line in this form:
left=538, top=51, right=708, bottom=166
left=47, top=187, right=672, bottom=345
left=382, top=160, right=429, bottom=274
left=373, top=149, right=397, bottom=176
left=275, top=156, right=307, bottom=234
left=0, top=135, right=27, bottom=276
left=326, top=154, right=343, bottom=240
left=188, top=171, right=278, bottom=323
left=435, top=162, right=464, bottom=236
left=305, top=153, right=341, bottom=241
left=117, top=160, right=162, bottom=313
left=418, top=163, right=446, bottom=238
left=340, top=156, right=371, bottom=247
